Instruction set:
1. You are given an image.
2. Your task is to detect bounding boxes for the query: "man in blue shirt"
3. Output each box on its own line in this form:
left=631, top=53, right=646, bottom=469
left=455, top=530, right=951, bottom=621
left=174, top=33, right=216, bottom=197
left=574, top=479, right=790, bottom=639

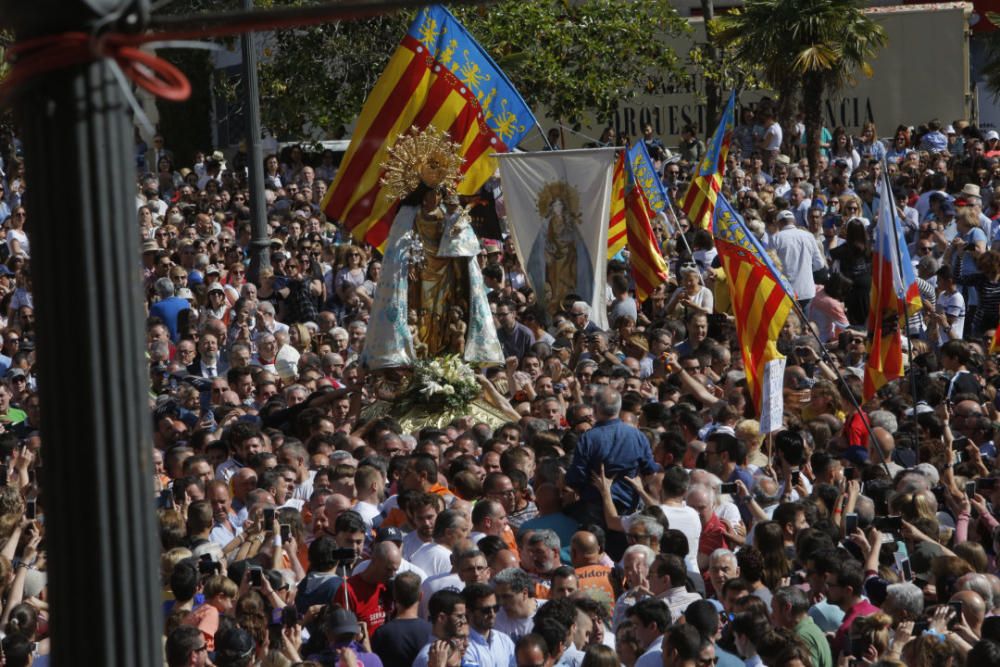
left=148, top=277, right=190, bottom=341
left=919, top=119, right=948, bottom=153
left=564, top=387, right=660, bottom=515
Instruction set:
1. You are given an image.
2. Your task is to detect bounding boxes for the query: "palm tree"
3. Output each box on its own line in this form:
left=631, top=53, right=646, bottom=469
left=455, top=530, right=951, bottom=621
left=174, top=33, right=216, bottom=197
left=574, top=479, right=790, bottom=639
left=716, top=0, right=886, bottom=176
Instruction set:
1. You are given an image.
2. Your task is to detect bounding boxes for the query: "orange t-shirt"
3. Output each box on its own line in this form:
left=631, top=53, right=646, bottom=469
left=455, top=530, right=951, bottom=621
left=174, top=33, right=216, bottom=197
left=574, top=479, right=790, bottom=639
left=382, top=483, right=454, bottom=528
left=575, top=564, right=616, bottom=614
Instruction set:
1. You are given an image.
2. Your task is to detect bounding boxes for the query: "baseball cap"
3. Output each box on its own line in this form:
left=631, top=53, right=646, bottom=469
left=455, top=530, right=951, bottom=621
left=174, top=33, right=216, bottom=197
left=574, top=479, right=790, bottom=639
left=376, top=526, right=404, bottom=543
left=5, top=368, right=26, bottom=380
left=325, top=608, right=361, bottom=636
left=989, top=130, right=1000, bottom=141
left=776, top=210, right=795, bottom=223
left=214, top=627, right=255, bottom=667
left=207, top=283, right=225, bottom=295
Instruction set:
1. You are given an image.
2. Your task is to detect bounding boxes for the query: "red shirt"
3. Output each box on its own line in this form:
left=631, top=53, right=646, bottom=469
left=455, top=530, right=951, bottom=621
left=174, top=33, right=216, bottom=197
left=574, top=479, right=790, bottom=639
left=844, top=410, right=871, bottom=448
left=699, top=513, right=729, bottom=557
left=833, top=599, right=880, bottom=655
left=334, top=574, right=393, bottom=635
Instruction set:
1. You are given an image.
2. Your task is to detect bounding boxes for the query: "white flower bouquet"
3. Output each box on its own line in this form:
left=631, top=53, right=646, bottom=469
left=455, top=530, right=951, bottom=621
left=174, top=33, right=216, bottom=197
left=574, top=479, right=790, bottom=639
left=401, top=355, right=480, bottom=411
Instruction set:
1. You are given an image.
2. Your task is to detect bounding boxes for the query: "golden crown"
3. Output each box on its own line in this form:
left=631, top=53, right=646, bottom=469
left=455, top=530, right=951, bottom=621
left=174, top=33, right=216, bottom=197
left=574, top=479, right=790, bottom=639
left=380, top=125, right=465, bottom=201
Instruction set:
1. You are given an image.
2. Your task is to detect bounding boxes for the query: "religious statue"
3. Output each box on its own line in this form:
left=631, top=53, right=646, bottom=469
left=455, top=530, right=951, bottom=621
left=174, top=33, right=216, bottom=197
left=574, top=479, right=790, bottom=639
left=447, top=306, right=467, bottom=355
left=362, top=126, right=503, bottom=370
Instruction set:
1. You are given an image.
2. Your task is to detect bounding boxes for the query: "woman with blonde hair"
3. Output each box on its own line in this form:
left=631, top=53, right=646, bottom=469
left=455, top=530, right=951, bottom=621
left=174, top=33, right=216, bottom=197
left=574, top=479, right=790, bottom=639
left=666, top=266, right=713, bottom=318
left=857, top=121, right=887, bottom=162
left=838, top=193, right=869, bottom=226
left=288, top=322, right=312, bottom=354
left=849, top=612, right=893, bottom=663
left=332, top=243, right=367, bottom=306
left=735, top=419, right=768, bottom=468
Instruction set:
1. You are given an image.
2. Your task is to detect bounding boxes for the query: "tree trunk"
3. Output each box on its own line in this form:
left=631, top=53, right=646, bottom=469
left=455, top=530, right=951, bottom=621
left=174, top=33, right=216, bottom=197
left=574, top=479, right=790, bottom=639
left=700, top=0, right=720, bottom=131
left=803, top=71, right=825, bottom=181
left=775, top=80, right=797, bottom=156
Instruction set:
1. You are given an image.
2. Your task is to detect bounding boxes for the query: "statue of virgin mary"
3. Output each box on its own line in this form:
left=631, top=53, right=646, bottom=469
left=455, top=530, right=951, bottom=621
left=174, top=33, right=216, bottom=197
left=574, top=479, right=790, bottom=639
left=362, top=126, right=503, bottom=370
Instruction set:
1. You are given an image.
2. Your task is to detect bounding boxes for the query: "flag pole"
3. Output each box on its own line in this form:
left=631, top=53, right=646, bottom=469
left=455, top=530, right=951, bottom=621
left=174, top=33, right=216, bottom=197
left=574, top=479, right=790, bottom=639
left=881, top=161, right=922, bottom=452
left=785, top=299, right=892, bottom=477
left=535, top=122, right=554, bottom=151
left=664, top=197, right=696, bottom=258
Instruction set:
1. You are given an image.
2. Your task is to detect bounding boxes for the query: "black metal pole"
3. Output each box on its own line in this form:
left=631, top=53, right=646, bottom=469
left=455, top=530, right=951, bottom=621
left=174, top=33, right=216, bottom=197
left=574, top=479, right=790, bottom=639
left=242, top=0, right=270, bottom=283
left=787, top=299, right=891, bottom=477
left=4, top=1, right=162, bottom=665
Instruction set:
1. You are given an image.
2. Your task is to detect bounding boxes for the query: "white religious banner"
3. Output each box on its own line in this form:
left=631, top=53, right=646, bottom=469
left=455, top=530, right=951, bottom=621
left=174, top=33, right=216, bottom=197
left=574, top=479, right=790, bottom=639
left=495, top=148, right=617, bottom=330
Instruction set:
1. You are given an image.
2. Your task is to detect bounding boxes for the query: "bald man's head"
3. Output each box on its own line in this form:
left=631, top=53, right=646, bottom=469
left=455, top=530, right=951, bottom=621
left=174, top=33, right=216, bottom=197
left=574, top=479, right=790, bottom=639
left=367, top=541, right=402, bottom=583
left=870, top=427, right=895, bottom=462
left=324, top=493, right=352, bottom=525
left=952, top=590, right=987, bottom=631
left=489, top=549, right=519, bottom=573
left=570, top=531, right=601, bottom=567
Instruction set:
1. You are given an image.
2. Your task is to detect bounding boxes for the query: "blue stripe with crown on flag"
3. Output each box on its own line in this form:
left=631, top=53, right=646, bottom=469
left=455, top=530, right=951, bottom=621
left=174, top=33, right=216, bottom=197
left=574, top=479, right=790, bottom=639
left=627, top=141, right=670, bottom=213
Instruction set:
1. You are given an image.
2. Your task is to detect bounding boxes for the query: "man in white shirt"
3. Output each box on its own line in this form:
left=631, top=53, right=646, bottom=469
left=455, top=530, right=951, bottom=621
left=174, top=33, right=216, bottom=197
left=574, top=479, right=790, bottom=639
left=932, top=265, right=965, bottom=346
left=758, top=110, right=783, bottom=170
left=418, top=547, right=492, bottom=619
left=352, top=465, right=384, bottom=529
left=769, top=210, right=825, bottom=308
left=658, top=467, right=701, bottom=574
left=402, top=494, right=444, bottom=560
left=411, top=509, right=471, bottom=577
left=493, top=568, right=539, bottom=643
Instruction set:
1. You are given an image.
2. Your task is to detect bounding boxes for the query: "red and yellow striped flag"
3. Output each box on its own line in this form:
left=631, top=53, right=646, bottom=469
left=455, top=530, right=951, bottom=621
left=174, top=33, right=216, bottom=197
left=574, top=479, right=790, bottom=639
left=321, top=6, right=535, bottom=251
left=679, top=92, right=736, bottom=229
left=713, top=193, right=795, bottom=432
left=607, top=151, right=627, bottom=259
left=990, top=327, right=1000, bottom=355
left=625, top=178, right=668, bottom=301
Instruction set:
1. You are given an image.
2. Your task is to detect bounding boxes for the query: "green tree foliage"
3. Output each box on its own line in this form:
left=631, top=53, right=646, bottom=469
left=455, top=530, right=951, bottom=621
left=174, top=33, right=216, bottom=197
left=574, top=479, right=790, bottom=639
left=715, top=0, right=886, bottom=174
left=155, top=1, right=689, bottom=142
left=254, top=0, right=690, bottom=136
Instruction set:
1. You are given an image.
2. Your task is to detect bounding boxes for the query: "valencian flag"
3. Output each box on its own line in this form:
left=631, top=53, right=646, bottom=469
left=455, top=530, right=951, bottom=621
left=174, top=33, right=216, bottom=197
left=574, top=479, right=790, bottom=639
left=628, top=140, right=670, bottom=214
left=681, top=91, right=736, bottom=229
left=864, top=170, right=922, bottom=399
left=990, top=327, right=1000, bottom=355
left=624, top=158, right=668, bottom=301
left=607, top=152, right=627, bottom=259
left=713, top=195, right=795, bottom=432
left=322, top=5, right=536, bottom=250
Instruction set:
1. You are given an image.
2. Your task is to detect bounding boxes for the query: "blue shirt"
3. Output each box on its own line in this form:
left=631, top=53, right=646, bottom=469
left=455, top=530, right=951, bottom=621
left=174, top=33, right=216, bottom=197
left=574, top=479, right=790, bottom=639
left=467, top=628, right=516, bottom=667
left=519, top=513, right=580, bottom=564
left=149, top=296, right=191, bottom=341
left=920, top=131, right=948, bottom=153
left=565, top=419, right=660, bottom=513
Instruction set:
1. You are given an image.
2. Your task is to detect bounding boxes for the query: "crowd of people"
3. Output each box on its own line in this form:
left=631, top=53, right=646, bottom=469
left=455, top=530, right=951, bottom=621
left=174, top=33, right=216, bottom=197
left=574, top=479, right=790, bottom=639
left=6, top=102, right=1000, bottom=667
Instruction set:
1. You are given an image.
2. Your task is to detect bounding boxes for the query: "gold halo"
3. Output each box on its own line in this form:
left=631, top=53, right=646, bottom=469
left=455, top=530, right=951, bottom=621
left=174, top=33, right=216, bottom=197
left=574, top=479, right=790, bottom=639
left=380, top=125, right=465, bottom=201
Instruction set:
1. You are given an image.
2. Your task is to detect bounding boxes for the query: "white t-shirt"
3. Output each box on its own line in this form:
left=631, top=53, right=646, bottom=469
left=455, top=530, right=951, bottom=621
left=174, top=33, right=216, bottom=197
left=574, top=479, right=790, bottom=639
left=763, top=123, right=783, bottom=152
left=659, top=504, right=702, bottom=572
left=936, top=290, right=966, bottom=345
left=402, top=529, right=430, bottom=561
left=418, top=572, right=463, bottom=618
left=353, top=500, right=382, bottom=529
left=352, top=557, right=427, bottom=581
left=411, top=541, right=453, bottom=577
